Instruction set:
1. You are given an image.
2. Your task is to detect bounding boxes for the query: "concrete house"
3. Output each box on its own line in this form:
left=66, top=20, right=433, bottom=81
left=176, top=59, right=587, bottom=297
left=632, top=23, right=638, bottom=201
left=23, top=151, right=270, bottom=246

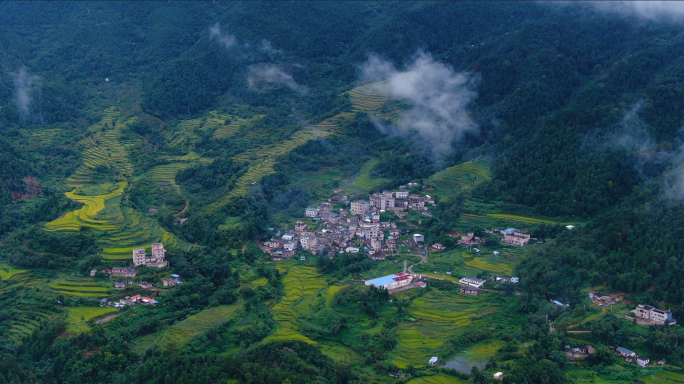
left=413, top=234, right=424, bottom=245
left=114, top=281, right=126, bottom=289
left=459, top=276, right=485, bottom=288
left=305, top=208, right=318, bottom=217
left=295, top=221, right=307, bottom=232
left=163, top=276, right=180, bottom=286
left=284, top=241, right=298, bottom=252
left=395, top=191, right=409, bottom=199
left=300, top=234, right=317, bottom=250
left=635, top=304, right=676, bottom=325
left=132, top=248, right=147, bottom=266
left=502, top=229, right=531, bottom=246
left=111, top=267, right=138, bottom=277
left=637, top=356, right=650, bottom=367
left=431, top=243, right=446, bottom=251
left=350, top=200, right=369, bottom=215
left=458, top=232, right=483, bottom=246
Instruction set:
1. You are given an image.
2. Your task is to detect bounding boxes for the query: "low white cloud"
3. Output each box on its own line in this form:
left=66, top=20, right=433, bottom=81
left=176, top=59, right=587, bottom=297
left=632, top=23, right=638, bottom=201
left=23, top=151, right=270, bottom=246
left=247, top=63, right=308, bottom=95
left=359, top=52, right=479, bottom=158
left=12, top=67, right=36, bottom=120
left=209, top=23, right=237, bottom=50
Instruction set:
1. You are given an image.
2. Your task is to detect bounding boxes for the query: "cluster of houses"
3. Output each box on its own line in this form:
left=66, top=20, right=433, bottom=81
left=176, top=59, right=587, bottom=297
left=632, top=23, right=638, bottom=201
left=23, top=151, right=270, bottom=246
left=100, top=294, right=159, bottom=308
left=589, top=291, right=621, bottom=307
left=564, top=344, right=596, bottom=360
left=132, top=243, right=167, bottom=268
left=458, top=275, right=519, bottom=290
left=266, top=190, right=435, bottom=261
left=615, top=347, right=650, bottom=367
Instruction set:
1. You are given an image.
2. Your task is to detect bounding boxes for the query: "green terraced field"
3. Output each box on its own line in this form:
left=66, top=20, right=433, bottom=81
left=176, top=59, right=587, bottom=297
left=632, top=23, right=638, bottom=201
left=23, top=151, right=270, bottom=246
left=465, top=258, right=513, bottom=276
left=155, top=304, right=242, bottom=350
left=486, top=213, right=559, bottom=224
left=262, top=328, right=317, bottom=345
left=205, top=112, right=353, bottom=210
left=408, top=375, right=468, bottom=384
left=66, top=307, right=118, bottom=333
left=0, top=266, right=28, bottom=281
left=5, top=305, right=61, bottom=341
left=343, top=158, right=390, bottom=194
left=391, top=291, right=495, bottom=368
left=164, top=110, right=235, bottom=151
left=347, top=81, right=390, bottom=111
left=427, top=158, right=491, bottom=200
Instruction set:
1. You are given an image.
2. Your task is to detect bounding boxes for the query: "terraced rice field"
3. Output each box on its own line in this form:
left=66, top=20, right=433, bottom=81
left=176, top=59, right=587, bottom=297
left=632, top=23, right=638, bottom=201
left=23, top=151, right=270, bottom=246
left=486, top=213, right=558, bottom=224
left=213, top=115, right=264, bottom=140
left=392, top=291, right=492, bottom=368
left=67, top=108, right=135, bottom=188
left=49, top=277, right=111, bottom=297
left=465, top=258, right=513, bottom=276
left=347, top=81, right=390, bottom=111
left=155, top=304, right=241, bottom=350
left=0, top=266, right=28, bottom=281
left=264, top=266, right=328, bottom=344
left=6, top=305, right=61, bottom=340
left=148, top=162, right=194, bottom=189
left=344, top=158, right=390, bottom=194
left=326, top=286, right=342, bottom=306
left=164, top=110, right=234, bottom=150
left=407, top=375, right=468, bottom=384
left=203, top=112, right=353, bottom=210
left=66, top=307, right=118, bottom=333
left=428, top=158, right=491, bottom=200
left=319, top=344, right=357, bottom=362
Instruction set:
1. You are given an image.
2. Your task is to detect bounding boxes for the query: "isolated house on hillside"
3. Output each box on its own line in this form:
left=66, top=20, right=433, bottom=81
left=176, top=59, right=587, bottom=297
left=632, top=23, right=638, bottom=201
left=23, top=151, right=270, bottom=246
left=502, top=229, right=530, bottom=246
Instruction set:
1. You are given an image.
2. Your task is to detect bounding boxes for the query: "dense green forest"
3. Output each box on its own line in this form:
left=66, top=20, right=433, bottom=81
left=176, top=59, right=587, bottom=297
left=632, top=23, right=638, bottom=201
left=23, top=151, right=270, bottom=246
left=3, top=2, right=684, bottom=383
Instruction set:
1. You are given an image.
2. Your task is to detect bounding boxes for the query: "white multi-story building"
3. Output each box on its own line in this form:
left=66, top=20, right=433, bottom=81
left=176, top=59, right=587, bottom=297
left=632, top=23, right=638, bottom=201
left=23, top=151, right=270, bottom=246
left=284, top=241, right=298, bottom=252
left=305, top=208, right=318, bottom=217
left=635, top=304, right=676, bottom=325
left=151, top=243, right=166, bottom=261
left=299, top=234, right=317, bottom=250
left=413, top=234, right=424, bottom=244
left=132, top=248, right=147, bottom=266
left=395, top=191, right=409, bottom=199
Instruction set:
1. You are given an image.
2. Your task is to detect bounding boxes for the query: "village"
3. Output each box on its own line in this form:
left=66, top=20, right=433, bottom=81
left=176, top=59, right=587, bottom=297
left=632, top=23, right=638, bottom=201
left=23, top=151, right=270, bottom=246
left=88, top=242, right=183, bottom=308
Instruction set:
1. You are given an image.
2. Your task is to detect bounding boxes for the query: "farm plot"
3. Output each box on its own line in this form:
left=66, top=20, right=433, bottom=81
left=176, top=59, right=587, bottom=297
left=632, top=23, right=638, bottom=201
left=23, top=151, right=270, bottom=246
left=343, top=158, right=390, bottom=195
left=66, top=108, right=135, bottom=188
left=428, top=158, right=491, bottom=200
left=486, top=213, right=559, bottom=224
left=155, top=304, right=241, bottom=350
left=45, top=180, right=186, bottom=261
left=164, top=110, right=233, bottom=151
left=213, top=115, right=264, bottom=140
left=265, top=266, right=329, bottom=344
left=6, top=305, right=61, bottom=341
left=465, top=258, right=513, bottom=276
left=49, top=277, right=111, bottom=297
left=391, top=291, right=493, bottom=368
left=206, top=112, right=353, bottom=209
left=347, top=81, right=390, bottom=111
left=408, top=375, right=468, bottom=384
left=66, top=307, right=118, bottom=333
left=0, top=266, right=28, bottom=281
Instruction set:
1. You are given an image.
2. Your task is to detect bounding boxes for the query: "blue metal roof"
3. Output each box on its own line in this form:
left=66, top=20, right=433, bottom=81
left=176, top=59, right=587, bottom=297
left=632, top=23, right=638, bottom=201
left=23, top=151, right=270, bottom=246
left=616, top=347, right=635, bottom=355
left=366, top=274, right=402, bottom=287
left=504, top=228, right=516, bottom=234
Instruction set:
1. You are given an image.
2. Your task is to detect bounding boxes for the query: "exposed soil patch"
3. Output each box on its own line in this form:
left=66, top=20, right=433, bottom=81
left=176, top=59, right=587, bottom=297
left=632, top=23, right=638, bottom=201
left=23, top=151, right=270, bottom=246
left=11, top=176, right=42, bottom=201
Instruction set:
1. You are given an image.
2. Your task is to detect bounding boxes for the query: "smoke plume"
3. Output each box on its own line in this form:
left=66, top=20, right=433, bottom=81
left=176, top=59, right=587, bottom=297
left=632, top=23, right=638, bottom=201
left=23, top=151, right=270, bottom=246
left=359, top=52, right=479, bottom=158
left=209, top=23, right=237, bottom=50
left=247, top=63, right=308, bottom=95
left=12, top=67, right=35, bottom=120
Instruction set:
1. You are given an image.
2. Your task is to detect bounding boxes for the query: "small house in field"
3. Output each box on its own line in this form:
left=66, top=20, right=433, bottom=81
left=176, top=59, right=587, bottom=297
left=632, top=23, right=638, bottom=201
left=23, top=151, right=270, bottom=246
left=460, top=287, right=478, bottom=296
left=114, top=281, right=126, bottom=289
left=431, top=243, right=445, bottom=251
left=429, top=357, right=439, bottom=365
left=494, top=372, right=504, bottom=382
left=139, top=281, right=153, bottom=289
left=163, top=276, right=179, bottom=287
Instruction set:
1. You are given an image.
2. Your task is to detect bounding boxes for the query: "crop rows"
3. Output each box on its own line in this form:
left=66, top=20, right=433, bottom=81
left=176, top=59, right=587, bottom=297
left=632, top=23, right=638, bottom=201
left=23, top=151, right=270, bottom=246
left=465, top=258, right=513, bottom=276
left=347, top=81, right=390, bottom=111
left=428, top=158, right=491, bottom=200
left=154, top=304, right=241, bottom=350
left=66, top=307, right=118, bottom=333
left=205, top=113, right=352, bottom=209
left=164, top=110, right=233, bottom=150
left=486, top=213, right=558, bottom=224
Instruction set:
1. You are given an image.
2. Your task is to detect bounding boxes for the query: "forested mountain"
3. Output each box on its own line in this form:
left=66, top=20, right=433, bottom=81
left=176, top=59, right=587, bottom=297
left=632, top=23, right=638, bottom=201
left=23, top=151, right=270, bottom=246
left=2, top=2, right=684, bottom=383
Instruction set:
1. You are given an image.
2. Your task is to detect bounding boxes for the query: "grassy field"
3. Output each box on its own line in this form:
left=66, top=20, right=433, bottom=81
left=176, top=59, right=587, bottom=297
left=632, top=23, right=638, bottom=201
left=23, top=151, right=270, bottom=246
left=427, top=158, right=491, bottom=200
left=347, top=81, right=390, bottom=112
left=66, top=307, right=118, bottom=333
left=155, top=304, right=242, bottom=350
